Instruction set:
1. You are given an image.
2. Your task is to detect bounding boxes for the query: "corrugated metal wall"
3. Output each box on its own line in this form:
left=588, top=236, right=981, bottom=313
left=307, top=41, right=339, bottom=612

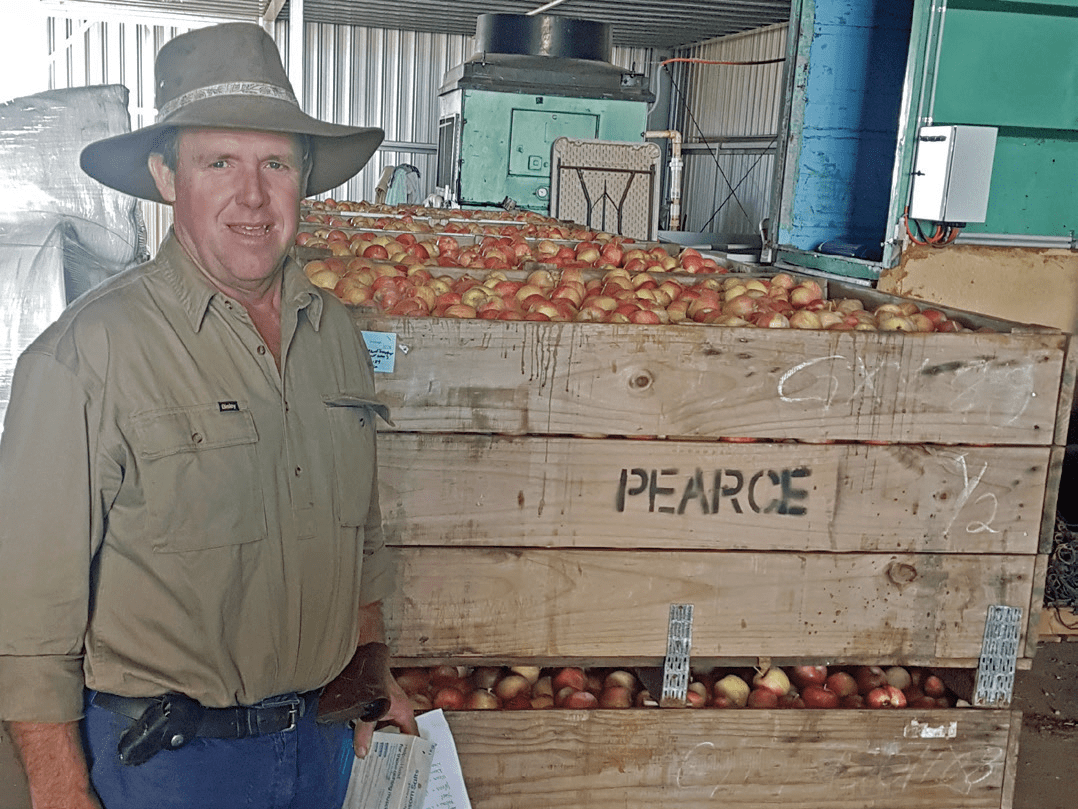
left=669, top=22, right=787, bottom=237
left=45, top=15, right=654, bottom=250
left=44, top=14, right=783, bottom=248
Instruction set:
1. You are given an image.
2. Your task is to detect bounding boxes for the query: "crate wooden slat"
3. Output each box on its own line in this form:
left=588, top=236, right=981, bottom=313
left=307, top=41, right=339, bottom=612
left=1037, top=605, right=1078, bottom=641
left=443, top=709, right=1019, bottom=809
left=377, top=433, right=1050, bottom=555
left=356, top=316, right=1068, bottom=445
left=385, top=547, right=1038, bottom=667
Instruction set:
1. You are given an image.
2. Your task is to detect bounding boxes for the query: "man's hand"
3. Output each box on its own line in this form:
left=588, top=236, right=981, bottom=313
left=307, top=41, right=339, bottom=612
left=5, top=720, right=103, bottom=809
left=351, top=673, right=418, bottom=759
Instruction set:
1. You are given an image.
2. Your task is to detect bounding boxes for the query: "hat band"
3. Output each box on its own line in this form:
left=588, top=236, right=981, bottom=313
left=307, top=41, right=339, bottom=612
left=157, top=81, right=298, bottom=122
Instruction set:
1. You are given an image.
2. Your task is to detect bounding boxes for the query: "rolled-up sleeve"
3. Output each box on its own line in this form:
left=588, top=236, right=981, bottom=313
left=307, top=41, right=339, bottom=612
left=0, top=349, right=103, bottom=722
left=359, top=461, right=394, bottom=607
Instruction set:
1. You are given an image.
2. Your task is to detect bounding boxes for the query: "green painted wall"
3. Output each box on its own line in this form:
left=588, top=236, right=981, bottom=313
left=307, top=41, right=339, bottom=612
left=930, top=0, right=1078, bottom=236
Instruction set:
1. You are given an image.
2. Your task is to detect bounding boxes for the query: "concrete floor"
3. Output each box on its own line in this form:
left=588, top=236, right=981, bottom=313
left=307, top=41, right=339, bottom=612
left=4, top=643, right=1078, bottom=807
left=1011, top=640, right=1078, bottom=808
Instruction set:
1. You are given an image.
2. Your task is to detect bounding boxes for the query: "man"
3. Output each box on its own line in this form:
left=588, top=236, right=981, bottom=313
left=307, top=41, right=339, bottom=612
left=0, top=23, right=417, bottom=808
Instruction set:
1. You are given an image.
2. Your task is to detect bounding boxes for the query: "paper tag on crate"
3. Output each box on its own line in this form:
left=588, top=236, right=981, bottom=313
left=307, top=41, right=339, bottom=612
left=973, top=604, right=1022, bottom=708
left=361, top=331, right=397, bottom=374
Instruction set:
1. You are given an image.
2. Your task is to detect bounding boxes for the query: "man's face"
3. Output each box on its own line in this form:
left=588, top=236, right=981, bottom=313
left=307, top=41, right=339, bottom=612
left=149, top=128, right=307, bottom=296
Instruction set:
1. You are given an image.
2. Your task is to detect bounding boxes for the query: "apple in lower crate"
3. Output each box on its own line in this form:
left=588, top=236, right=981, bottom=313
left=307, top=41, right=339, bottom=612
left=825, top=670, right=858, bottom=700
left=469, top=666, right=503, bottom=691
left=747, top=688, right=780, bottom=708
left=464, top=689, right=500, bottom=710
left=584, top=671, right=605, bottom=695
left=599, top=685, right=634, bottom=708
left=922, top=674, right=947, bottom=699
left=563, top=690, right=599, bottom=710
left=533, top=676, right=554, bottom=698
left=503, top=693, right=533, bottom=710
left=494, top=673, right=532, bottom=702
left=790, top=665, right=828, bottom=689
left=712, top=674, right=751, bottom=708
left=854, top=665, right=888, bottom=694
left=885, top=666, right=912, bottom=691
left=432, top=686, right=466, bottom=710
left=531, top=694, right=555, bottom=710
left=686, top=682, right=709, bottom=708
left=778, top=692, right=805, bottom=709
left=801, top=684, right=840, bottom=709
left=430, top=665, right=464, bottom=688
left=552, top=667, right=587, bottom=693
left=865, top=685, right=907, bottom=708
left=752, top=666, right=791, bottom=697
left=603, top=670, right=638, bottom=691
left=635, top=690, right=659, bottom=708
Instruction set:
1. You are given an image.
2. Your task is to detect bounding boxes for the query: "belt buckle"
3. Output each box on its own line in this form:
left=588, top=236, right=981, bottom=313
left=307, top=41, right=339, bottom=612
left=260, top=693, right=302, bottom=733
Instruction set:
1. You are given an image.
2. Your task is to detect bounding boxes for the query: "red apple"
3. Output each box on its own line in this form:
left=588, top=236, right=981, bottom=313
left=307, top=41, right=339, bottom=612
left=825, top=671, right=858, bottom=699
left=865, top=685, right=907, bottom=709
left=801, top=684, right=840, bottom=709
left=790, top=665, right=828, bottom=688
left=747, top=688, right=779, bottom=708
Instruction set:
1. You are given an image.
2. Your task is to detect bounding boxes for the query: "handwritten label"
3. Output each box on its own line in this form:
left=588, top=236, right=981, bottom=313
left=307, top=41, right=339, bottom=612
left=926, top=450, right=1002, bottom=537
left=776, top=352, right=1038, bottom=428
left=362, top=330, right=397, bottom=373
left=616, top=466, right=813, bottom=516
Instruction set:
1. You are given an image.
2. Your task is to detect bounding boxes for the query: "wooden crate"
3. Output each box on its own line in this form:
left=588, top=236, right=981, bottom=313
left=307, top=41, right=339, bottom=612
left=352, top=287, right=1074, bottom=808
left=441, top=709, right=1021, bottom=809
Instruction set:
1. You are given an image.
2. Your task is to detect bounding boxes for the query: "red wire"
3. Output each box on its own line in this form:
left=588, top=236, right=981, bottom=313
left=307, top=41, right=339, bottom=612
left=659, top=57, right=786, bottom=67
left=904, top=206, right=960, bottom=247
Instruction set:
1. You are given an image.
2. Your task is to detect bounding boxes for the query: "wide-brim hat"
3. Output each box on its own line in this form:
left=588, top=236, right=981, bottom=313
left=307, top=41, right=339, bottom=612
left=80, top=22, right=384, bottom=202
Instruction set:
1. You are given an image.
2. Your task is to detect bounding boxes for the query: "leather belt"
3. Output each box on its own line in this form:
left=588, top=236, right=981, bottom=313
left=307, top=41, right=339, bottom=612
left=92, top=690, right=320, bottom=739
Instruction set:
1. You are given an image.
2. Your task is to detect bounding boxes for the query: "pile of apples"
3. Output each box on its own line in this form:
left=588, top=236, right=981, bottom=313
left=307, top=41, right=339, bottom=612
left=306, top=197, right=559, bottom=225
left=393, top=663, right=961, bottom=714
left=304, top=257, right=973, bottom=332
left=302, top=197, right=627, bottom=242
left=297, top=228, right=725, bottom=275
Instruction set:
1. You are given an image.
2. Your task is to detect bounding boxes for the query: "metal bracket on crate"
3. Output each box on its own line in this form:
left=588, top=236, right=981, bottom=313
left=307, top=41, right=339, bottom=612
left=660, top=603, right=694, bottom=708
left=973, top=605, right=1022, bottom=708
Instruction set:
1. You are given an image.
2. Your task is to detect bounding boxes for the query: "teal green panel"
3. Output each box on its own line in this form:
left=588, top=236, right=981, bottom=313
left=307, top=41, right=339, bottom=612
left=458, top=90, right=647, bottom=212
left=508, top=110, right=598, bottom=177
left=933, top=5, right=1078, bottom=129
left=964, top=129, right=1078, bottom=235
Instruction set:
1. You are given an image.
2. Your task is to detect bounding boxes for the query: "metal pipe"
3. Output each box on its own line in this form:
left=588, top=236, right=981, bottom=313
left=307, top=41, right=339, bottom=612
left=528, top=0, right=573, bottom=15
left=289, top=0, right=304, bottom=109
left=645, top=130, right=684, bottom=231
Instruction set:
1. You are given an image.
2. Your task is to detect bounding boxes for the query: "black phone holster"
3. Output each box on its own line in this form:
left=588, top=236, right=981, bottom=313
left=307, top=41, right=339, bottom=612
left=116, top=693, right=204, bottom=766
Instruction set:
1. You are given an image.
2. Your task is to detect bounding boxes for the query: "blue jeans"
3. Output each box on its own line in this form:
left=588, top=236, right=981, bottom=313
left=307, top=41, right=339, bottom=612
left=82, top=692, right=354, bottom=809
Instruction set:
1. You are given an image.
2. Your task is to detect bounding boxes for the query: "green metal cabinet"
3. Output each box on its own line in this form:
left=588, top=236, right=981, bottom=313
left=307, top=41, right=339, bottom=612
left=441, top=88, right=648, bottom=213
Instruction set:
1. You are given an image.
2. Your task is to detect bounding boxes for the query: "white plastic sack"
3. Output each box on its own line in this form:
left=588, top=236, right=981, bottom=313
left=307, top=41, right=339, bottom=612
left=0, top=85, right=142, bottom=269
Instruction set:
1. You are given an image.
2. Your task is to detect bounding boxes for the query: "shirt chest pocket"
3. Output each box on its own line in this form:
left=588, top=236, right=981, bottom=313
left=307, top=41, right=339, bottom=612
left=323, top=395, right=389, bottom=527
left=129, top=404, right=267, bottom=552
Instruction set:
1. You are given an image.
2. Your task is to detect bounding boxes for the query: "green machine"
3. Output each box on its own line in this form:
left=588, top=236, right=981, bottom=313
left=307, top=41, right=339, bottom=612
left=436, top=14, right=654, bottom=214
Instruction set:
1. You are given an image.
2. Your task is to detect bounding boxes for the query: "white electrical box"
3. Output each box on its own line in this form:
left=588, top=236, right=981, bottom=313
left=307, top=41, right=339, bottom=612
left=908, top=125, right=997, bottom=223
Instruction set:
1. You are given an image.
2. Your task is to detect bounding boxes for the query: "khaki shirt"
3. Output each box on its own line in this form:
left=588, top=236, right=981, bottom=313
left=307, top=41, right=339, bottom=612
left=0, top=232, right=392, bottom=722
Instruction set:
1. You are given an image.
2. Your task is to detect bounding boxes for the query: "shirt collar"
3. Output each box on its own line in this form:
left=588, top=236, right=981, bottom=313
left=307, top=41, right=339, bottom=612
left=157, top=228, right=322, bottom=332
